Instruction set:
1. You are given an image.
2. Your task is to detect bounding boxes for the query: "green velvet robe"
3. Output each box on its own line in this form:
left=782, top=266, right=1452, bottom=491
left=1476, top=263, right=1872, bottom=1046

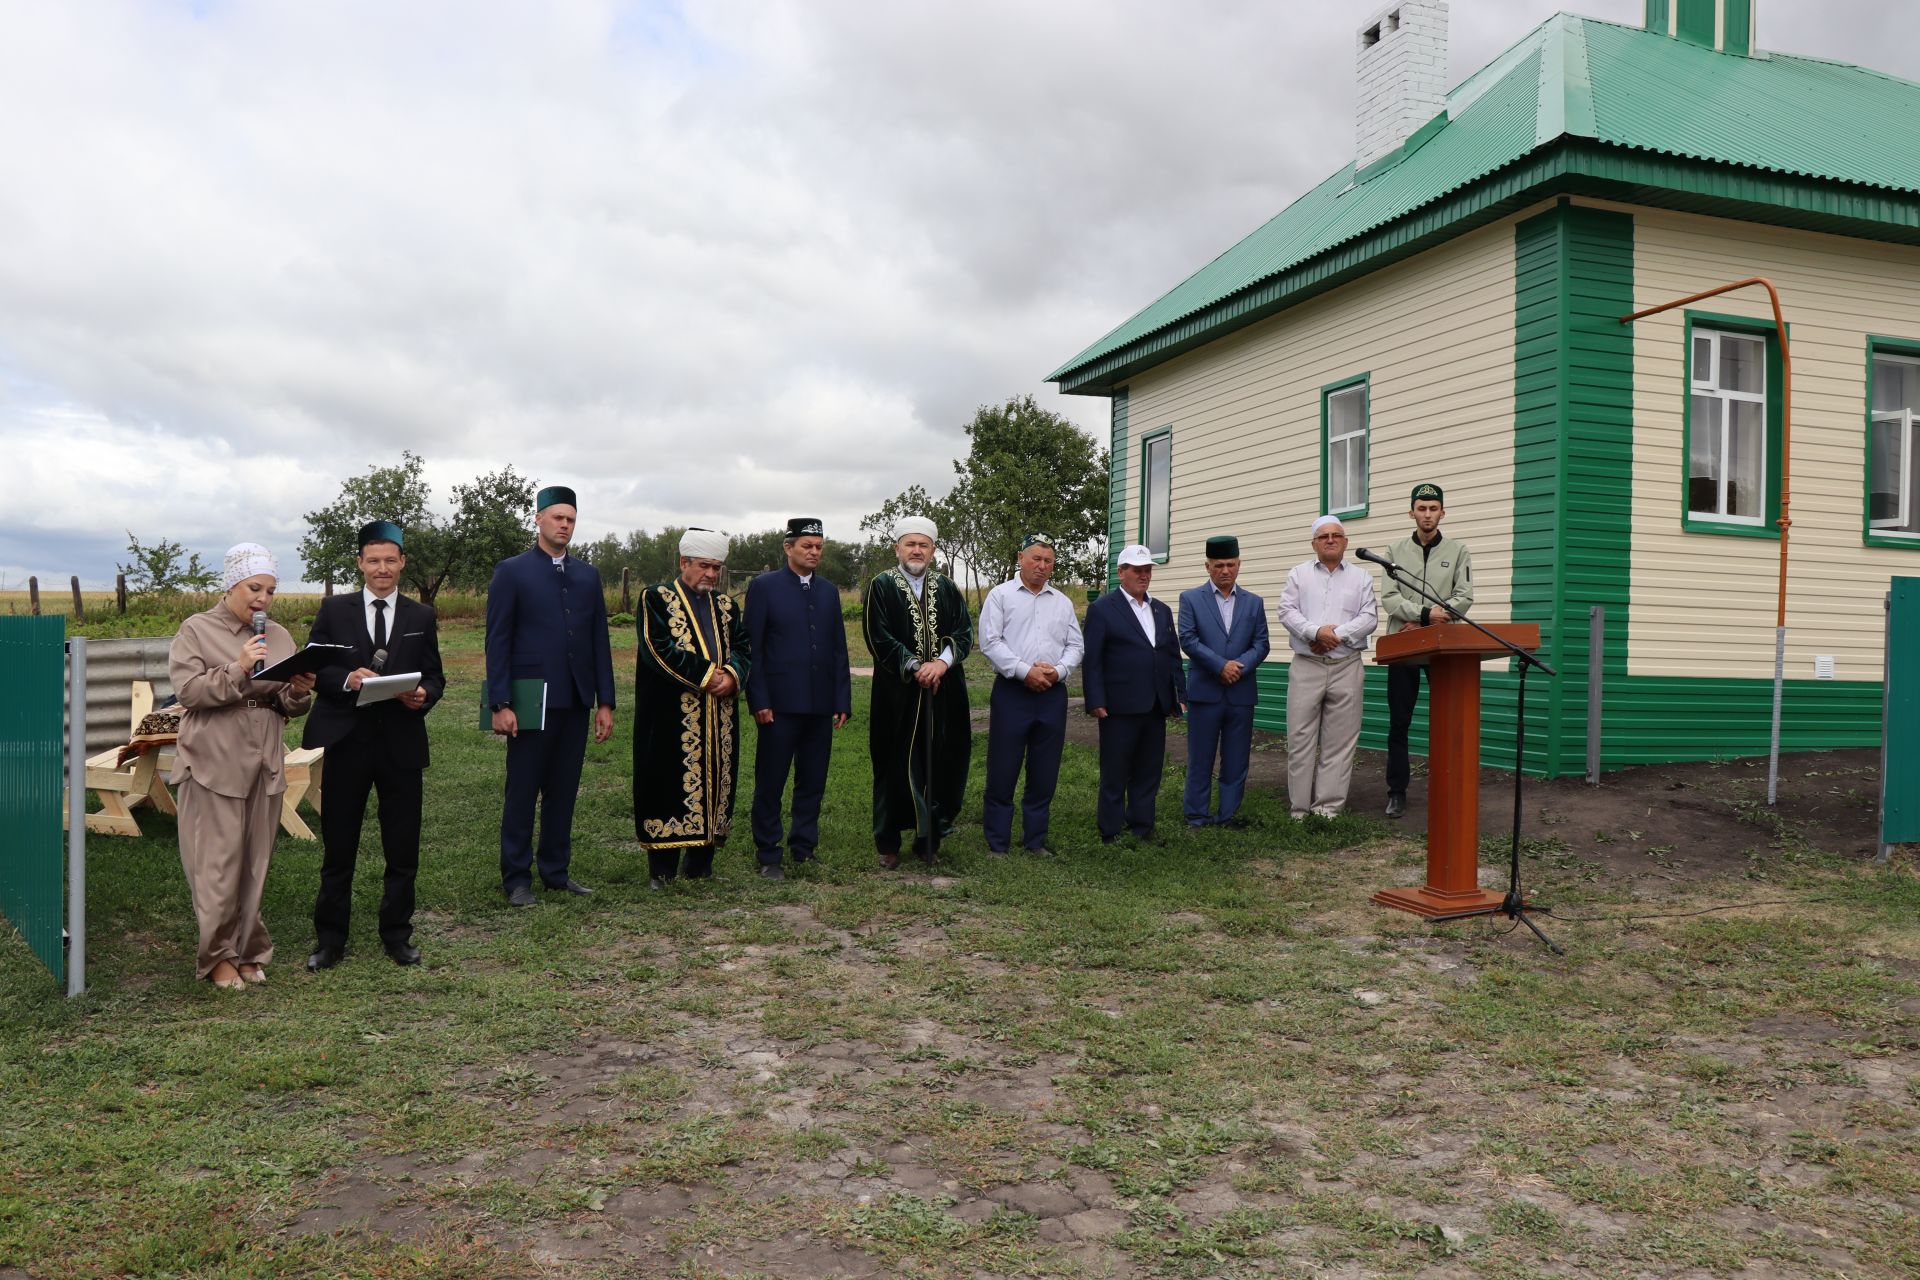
left=861, top=567, right=973, bottom=852
left=633, top=580, right=751, bottom=849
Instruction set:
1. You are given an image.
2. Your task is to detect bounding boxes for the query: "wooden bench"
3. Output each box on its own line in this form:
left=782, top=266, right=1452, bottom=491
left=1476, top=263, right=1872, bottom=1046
left=69, top=682, right=325, bottom=840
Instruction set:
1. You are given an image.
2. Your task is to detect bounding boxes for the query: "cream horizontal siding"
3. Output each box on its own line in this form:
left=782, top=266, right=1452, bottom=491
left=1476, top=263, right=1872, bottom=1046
left=1122, top=218, right=1521, bottom=661
left=1627, top=207, right=1920, bottom=681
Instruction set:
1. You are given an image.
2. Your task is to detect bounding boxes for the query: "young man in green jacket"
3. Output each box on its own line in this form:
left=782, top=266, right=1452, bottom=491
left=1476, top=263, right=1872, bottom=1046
left=1379, top=483, right=1474, bottom=818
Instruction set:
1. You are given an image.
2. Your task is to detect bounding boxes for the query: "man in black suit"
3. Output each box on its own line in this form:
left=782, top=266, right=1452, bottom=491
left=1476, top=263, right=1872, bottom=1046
left=1081, top=543, right=1186, bottom=845
left=743, top=517, right=853, bottom=880
left=303, top=520, right=446, bottom=969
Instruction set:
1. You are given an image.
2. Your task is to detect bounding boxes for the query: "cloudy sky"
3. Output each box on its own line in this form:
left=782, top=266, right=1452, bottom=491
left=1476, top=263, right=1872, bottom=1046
left=2, top=0, right=1915, bottom=589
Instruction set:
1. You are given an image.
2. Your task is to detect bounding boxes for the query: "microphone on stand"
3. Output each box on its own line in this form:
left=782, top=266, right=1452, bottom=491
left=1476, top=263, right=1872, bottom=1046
left=251, top=611, right=268, bottom=676
left=1354, top=547, right=1400, bottom=572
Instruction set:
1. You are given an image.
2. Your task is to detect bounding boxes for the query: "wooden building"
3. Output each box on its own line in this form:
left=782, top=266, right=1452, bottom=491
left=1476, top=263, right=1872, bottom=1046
left=1049, top=0, right=1920, bottom=776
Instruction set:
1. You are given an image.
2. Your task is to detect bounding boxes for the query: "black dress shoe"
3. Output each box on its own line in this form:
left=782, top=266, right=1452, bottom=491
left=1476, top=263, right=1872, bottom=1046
left=1217, top=815, right=1255, bottom=830
left=1025, top=845, right=1056, bottom=858
left=1384, top=791, right=1407, bottom=819
left=648, top=876, right=669, bottom=890
left=506, top=885, right=538, bottom=907
left=759, top=864, right=786, bottom=881
left=544, top=877, right=594, bottom=895
left=384, top=942, right=422, bottom=966
left=306, top=944, right=345, bottom=972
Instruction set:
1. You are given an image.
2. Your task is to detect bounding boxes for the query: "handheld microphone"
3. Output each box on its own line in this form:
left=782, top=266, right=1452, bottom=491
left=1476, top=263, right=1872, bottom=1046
left=251, top=611, right=268, bottom=676
left=1354, top=547, right=1399, bottom=572
left=371, top=647, right=389, bottom=674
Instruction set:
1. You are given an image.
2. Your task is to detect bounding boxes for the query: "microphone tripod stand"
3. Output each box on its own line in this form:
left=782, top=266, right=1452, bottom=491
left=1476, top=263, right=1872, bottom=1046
left=1370, top=553, right=1564, bottom=955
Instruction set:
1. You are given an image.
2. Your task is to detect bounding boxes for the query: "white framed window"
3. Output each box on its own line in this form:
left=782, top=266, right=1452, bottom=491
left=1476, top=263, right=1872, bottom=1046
left=1325, top=382, right=1368, bottom=516
left=1871, top=352, right=1920, bottom=539
left=1140, top=429, right=1171, bottom=560
left=1688, top=328, right=1767, bottom=525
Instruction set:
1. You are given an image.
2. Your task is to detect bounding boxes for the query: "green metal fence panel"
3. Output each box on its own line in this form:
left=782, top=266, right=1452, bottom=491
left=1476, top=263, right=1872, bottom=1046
left=1884, top=578, right=1920, bottom=845
left=0, top=616, right=67, bottom=982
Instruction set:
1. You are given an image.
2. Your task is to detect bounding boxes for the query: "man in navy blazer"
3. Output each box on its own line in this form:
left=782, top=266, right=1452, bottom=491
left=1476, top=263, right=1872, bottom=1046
left=485, top=485, right=616, bottom=906
left=1176, top=534, right=1271, bottom=828
left=743, top=517, right=853, bottom=879
left=302, top=520, right=446, bottom=970
left=1082, top=544, right=1186, bottom=843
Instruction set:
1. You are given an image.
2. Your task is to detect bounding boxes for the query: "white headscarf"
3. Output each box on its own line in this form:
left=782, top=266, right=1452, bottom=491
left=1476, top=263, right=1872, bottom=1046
left=891, top=516, right=938, bottom=542
left=678, top=527, right=730, bottom=561
left=221, top=543, right=278, bottom=591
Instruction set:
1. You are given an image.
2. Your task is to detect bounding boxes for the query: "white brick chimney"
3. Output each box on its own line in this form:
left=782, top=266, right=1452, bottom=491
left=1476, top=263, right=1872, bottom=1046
left=1354, top=0, right=1450, bottom=171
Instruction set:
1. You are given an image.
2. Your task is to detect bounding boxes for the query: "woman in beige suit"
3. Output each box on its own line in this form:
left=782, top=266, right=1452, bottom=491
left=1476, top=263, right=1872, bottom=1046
left=168, top=544, right=316, bottom=990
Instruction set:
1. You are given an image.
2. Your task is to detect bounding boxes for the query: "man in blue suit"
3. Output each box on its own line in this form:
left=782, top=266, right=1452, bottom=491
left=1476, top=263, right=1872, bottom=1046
left=485, top=485, right=616, bottom=906
left=1082, top=544, right=1186, bottom=844
left=1176, top=535, right=1271, bottom=828
left=743, top=517, right=853, bottom=880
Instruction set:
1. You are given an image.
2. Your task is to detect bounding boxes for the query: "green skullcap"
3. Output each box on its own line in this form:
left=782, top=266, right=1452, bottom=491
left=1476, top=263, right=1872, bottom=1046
left=1021, top=533, right=1055, bottom=550
left=536, top=485, right=577, bottom=512
left=358, top=520, right=405, bottom=550
left=1205, top=535, right=1239, bottom=560
left=1410, top=482, right=1444, bottom=505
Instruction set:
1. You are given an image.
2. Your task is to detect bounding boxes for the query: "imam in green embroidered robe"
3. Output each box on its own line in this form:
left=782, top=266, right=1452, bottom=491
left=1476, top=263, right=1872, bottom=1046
left=633, top=580, right=752, bottom=849
left=862, top=567, right=973, bottom=853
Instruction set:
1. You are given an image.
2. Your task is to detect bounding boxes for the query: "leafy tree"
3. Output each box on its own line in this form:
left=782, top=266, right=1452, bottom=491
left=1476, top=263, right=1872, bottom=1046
left=299, top=452, right=433, bottom=592
left=117, top=532, right=218, bottom=596
left=299, top=454, right=536, bottom=603
left=953, top=395, right=1108, bottom=587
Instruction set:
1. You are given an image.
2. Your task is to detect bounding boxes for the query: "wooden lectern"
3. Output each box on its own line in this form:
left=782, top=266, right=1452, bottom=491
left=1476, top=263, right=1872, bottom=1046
left=1371, top=622, right=1541, bottom=919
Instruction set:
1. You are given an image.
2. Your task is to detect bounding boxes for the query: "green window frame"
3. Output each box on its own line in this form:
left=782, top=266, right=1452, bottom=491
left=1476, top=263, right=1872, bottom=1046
left=1866, top=336, right=1920, bottom=549
left=1681, top=310, right=1784, bottom=540
left=1320, top=373, right=1370, bottom=520
left=1138, top=426, right=1172, bottom=563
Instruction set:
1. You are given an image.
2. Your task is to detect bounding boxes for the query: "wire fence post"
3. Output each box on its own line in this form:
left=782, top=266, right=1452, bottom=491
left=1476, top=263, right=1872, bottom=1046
left=1586, top=605, right=1604, bottom=785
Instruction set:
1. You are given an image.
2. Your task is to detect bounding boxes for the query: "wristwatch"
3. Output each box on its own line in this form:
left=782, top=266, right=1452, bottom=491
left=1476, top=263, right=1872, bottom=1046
left=905, top=658, right=923, bottom=674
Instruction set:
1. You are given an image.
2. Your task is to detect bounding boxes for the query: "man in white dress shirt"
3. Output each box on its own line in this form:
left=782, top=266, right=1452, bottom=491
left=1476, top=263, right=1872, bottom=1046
left=977, top=533, right=1084, bottom=856
left=1276, top=515, right=1378, bottom=818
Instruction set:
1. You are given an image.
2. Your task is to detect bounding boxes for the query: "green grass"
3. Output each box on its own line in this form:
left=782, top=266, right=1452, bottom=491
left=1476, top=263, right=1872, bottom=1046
left=1, top=620, right=1916, bottom=1277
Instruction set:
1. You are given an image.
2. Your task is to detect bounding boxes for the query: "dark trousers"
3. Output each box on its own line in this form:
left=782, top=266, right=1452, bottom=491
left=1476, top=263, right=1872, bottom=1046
left=649, top=845, right=714, bottom=880
left=1098, top=712, right=1167, bottom=839
left=1182, top=700, right=1253, bottom=824
left=1386, top=662, right=1427, bottom=794
left=750, top=711, right=833, bottom=865
left=982, top=678, right=1068, bottom=851
left=313, top=724, right=422, bottom=949
left=500, top=704, right=590, bottom=890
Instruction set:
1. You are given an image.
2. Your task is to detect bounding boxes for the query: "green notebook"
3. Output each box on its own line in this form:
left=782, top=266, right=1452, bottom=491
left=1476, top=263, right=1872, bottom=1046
left=479, top=679, right=547, bottom=732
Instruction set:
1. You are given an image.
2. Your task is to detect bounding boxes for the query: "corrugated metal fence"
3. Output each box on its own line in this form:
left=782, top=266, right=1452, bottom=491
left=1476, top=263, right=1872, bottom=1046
left=0, top=616, right=68, bottom=983
left=66, top=638, right=173, bottom=757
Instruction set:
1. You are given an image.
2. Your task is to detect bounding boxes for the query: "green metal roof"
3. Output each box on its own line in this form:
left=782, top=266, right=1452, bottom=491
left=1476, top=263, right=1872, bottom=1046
left=1050, top=13, right=1920, bottom=392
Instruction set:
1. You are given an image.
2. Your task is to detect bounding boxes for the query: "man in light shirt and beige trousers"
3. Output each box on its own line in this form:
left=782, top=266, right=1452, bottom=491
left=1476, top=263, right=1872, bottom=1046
left=1276, top=515, right=1378, bottom=818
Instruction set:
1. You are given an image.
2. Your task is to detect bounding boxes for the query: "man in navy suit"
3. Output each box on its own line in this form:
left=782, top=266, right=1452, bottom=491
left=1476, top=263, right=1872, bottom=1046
left=302, top=520, right=446, bottom=970
left=743, top=517, right=853, bottom=880
left=1176, top=534, right=1271, bottom=828
left=1082, top=544, right=1186, bottom=844
left=485, top=485, right=616, bottom=906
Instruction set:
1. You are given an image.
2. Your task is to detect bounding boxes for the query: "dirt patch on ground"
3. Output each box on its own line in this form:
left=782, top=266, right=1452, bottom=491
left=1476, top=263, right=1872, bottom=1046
left=1033, top=702, right=1889, bottom=884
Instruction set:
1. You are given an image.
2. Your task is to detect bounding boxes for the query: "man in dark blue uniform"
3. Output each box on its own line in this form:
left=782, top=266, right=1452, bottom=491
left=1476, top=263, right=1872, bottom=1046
left=1082, top=544, right=1186, bottom=844
left=485, top=485, right=616, bottom=906
left=1177, top=534, right=1270, bottom=828
left=743, top=517, right=853, bottom=880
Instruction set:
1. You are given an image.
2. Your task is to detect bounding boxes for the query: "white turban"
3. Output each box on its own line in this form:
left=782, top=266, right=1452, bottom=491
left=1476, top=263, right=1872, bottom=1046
left=891, top=516, right=938, bottom=542
left=678, top=527, right=730, bottom=561
left=1311, top=515, right=1345, bottom=536
left=221, top=542, right=278, bottom=591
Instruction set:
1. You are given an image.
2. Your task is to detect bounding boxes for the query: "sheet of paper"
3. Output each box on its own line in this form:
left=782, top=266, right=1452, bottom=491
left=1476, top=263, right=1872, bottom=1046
left=355, top=672, right=423, bottom=706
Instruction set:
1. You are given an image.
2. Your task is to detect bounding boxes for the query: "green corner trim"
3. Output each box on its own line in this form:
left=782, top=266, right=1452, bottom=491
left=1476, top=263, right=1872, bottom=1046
left=1319, top=373, right=1371, bottom=521
left=1137, top=425, right=1173, bottom=565
left=1864, top=337, right=1920, bottom=551
left=1107, top=390, right=1130, bottom=589
left=1678, top=309, right=1786, bottom=540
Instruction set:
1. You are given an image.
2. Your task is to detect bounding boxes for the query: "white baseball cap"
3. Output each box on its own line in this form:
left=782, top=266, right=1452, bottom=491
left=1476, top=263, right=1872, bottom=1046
left=1115, top=544, right=1155, bottom=567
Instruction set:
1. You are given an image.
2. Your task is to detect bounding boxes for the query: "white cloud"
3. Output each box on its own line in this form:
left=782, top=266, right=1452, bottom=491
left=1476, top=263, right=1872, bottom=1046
left=0, top=0, right=1914, bottom=588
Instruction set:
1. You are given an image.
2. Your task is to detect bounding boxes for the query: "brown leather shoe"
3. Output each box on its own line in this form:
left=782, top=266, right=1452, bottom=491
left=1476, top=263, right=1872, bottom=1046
left=878, top=850, right=901, bottom=869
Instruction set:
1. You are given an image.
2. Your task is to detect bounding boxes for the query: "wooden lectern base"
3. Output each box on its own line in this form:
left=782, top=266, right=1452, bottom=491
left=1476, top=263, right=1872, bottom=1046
left=1370, top=885, right=1507, bottom=920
